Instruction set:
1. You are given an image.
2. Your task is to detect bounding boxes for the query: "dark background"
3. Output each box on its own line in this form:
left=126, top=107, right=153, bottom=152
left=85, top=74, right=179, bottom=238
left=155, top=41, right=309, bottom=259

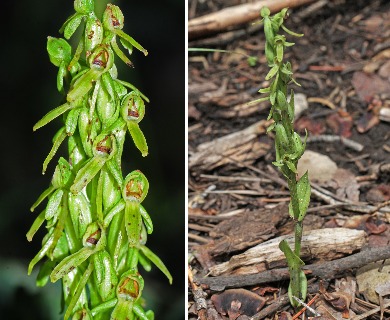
left=0, top=0, right=184, bottom=319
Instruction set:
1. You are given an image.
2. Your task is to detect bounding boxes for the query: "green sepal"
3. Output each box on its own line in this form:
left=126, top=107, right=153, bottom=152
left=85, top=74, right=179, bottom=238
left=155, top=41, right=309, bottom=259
left=92, top=250, right=118, bottom=301
left=57, top=62, right=67, bottom=93
left=50, top=246, right=94, bottom=282
left=110, top=299, right=134, bottom=320
left=67, top=69, right=102, bottom=103
left=36, top=260, right=56, bottom=287
left=85, top=14, right=103, bottom=55
left=64, top=262, right=94, bottom=320
left=119, top=37, right=133, bottom=55
left=103, top=199, right=125, bottom=228
left=52, top=232, right=69, bottom=261
left=106, top=209, right=125, bottom=270
left=68, top=135, right=87, bottom=173
left=45, top=188, right=64, bottom=220
left=68, top=192, right=92, bottom=238
left=263, top=17, right=274, bottom=44
left=265, top=64, right=279, bottom=80
left=127, top=122, right=148, bottom=157
left=33, top=102, right=73, bottom=131
left=285, top=160, right=297, bottom=173
left=137, top=250, right=152, bottom=272
left=70, top=157, right=107, bottom=194
left=26, top=210, right=46, bottom=242
left=65, top=107, right=82, bottom=136
left=125, top=201, right=141, bottom=247
left=28, top=232, right=54, bottom=275
left=111, top=37, right=134, bottom=68
left=78, top=108, right=94, bottom=157
left=281, top=24, right=304, bottom=37
left=52, top=157, right=74, bottom=189
left=102, top=164, right=122, bottom=210
left=139, top=205, right=153, bottom=234
left=133, top=304, right=150, bottom=320
left=43, top=127, right=68, bottom=174
left=90, top=298, right=117, bottom=316
left=139, top=245, right=172, bottom=284
left=64, top=13, right=83, bottom=39
left=115, top=29, right=148, bottom=56
left=30, top=185, right=55, bottom=212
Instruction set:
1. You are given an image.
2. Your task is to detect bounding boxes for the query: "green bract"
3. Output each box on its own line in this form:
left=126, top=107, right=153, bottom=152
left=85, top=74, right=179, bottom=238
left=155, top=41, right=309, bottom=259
left=254, top=7, right=310, bottom=308
left=27, top=1, right=171, bottom=319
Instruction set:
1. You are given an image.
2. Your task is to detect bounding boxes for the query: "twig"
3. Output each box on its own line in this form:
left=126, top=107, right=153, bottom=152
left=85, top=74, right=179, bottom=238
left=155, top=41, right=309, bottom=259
left=306, top=135, right=364, bottom=152
left=291, top=294, right=320, bottom=319
left=196, top=246, right=390, bottom=291
left=307, top=96, right=337, bottom=109
left=200, top=173, right=272, bottom=184
left=188, top=0, right=316, bottom=40
left=188, top=266, right=208, bottom=320
left=352, top=301, right=390, bottom=320
left=189, top=233, right=209, bottom=244
left=250, top=294, right=291, bottom=320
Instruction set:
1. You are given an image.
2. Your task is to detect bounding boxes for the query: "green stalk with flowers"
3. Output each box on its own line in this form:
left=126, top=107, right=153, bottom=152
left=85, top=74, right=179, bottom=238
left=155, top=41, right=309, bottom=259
left=253, top=7, right=311, bottom=307
left=27, top=1, right=172, bottom=319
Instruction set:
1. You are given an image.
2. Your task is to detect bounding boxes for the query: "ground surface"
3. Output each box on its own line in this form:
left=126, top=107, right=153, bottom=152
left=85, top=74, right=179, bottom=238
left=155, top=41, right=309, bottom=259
left=188, top=0, right=390, bottom=319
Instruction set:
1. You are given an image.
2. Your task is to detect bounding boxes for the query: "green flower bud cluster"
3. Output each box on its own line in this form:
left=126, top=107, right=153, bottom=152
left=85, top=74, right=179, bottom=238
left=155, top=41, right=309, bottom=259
left=27, top=1, right=171, bottom=319
left=255, top=7, right=311, bottom=308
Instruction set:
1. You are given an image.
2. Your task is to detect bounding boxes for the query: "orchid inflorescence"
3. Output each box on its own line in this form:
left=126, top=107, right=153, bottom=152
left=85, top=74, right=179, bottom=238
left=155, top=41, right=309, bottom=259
left=27, top=1, right=171, bottom=319
left=254, top=7, right=311, bottom=308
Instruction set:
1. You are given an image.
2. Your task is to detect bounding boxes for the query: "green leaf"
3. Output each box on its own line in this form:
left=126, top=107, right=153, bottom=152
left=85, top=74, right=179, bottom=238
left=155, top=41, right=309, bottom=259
left=279, top=239, right=306, bottom=307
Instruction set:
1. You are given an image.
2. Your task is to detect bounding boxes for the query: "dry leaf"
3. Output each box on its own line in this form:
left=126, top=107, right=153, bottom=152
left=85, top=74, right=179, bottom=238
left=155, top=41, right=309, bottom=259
left=211, top=289, right=265, bottom=320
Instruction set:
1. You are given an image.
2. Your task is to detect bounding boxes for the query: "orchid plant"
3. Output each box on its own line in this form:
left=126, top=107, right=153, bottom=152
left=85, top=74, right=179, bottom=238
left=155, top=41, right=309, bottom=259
left=253, top=7, right=310, bottom=307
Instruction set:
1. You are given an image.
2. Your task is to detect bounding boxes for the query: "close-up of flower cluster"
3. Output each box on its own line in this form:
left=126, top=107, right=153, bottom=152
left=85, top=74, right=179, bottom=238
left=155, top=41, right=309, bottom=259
left=27, top=0, right=172, bottom=319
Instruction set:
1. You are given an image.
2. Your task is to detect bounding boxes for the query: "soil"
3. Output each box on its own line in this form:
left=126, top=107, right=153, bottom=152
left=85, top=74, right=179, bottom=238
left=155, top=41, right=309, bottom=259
left=188, top=0, right=390, bottom=319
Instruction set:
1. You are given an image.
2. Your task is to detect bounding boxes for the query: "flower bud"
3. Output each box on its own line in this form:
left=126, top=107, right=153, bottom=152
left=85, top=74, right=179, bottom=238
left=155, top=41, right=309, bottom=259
left=47, top=37, right=71, bottom=66
left=92, top=134, right=114, bottom=158
left=85, top=14, right=103, bottom=57
left=122, top=171, right=149, bottom=203
left=88, top=44, right=114, bottom=72
left=74, top=0, right=94, bottom=14
left=102, top=4, right=124, bottom=31
left=117, top=269, right=144, bottom=301
left=82, top=222, right=106, bottom=249
left=121, top=92, right=145, bottom=123
left=52, top=157, right=73, bottom=189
